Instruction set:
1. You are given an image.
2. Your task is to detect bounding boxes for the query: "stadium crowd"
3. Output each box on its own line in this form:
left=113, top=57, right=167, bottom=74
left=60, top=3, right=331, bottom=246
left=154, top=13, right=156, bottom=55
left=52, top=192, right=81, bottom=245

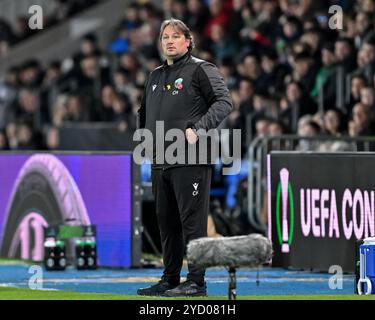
left=1, top=0, right=375, bottom=153
left=0, top=0, right=100, bottom=56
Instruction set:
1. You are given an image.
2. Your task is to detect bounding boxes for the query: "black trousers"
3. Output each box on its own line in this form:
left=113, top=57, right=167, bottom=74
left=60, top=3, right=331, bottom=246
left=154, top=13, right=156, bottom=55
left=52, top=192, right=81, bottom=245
left=151, top=165, right=212, bottom=285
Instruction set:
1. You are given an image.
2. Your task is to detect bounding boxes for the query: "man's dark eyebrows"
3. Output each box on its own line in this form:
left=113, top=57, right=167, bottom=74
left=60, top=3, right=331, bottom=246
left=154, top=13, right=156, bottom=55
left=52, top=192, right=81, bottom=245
left=163, top=32, right=182, bottom=37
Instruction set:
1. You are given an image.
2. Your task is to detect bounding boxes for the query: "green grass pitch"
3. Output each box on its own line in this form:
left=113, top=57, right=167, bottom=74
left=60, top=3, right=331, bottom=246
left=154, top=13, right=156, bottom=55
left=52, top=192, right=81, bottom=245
left=0, top=287, right=375, bottom=300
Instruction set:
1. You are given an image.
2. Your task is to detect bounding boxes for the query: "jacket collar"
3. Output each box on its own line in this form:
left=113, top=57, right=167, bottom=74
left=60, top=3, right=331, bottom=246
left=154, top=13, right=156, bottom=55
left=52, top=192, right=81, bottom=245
left=163, top=51, right=190, bottom=69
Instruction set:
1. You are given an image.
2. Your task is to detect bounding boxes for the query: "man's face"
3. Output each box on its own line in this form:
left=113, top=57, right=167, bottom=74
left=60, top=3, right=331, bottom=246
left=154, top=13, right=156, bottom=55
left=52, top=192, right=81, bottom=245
left=239, top=80, right=253, bottom=101
left=361, top=43, right=375, bottom=64
left=255, top=120, right=269, bottom=137
left=353, top=103, right=370, bottom=127
left=351, top=77, right=366, bottom=98
left=335, top=41, right=350, bottom=61
left=81, top=57, right=98, bottom=78
left=324, top=110, right=340, bottom=132
left=19, top=90, right=37, bottom=112
left=161, top=25, right=190, bottom=60
left=356, top=12, right=370, bottom=34
left=361, top=87, right=375, bottom=106
left=268, top=123, right=283, bottom=136
left=294, top=59, right=309, bottom=76
left=322, top=49, right=335, bottom=66
left=286, top=83, right=301, bottom=102
left=261, top=56, right=275, bottom=73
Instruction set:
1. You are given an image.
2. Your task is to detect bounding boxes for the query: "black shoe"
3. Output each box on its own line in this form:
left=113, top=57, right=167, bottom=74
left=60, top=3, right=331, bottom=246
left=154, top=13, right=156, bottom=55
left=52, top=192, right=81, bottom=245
left=137, top=278, right=179, bottom=296
left=163, top=280, right=207, bottom=297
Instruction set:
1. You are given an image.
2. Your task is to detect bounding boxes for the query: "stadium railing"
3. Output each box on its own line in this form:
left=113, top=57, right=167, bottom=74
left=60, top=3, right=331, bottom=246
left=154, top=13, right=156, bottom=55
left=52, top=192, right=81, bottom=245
left=247, top=134, right=375, bottom=234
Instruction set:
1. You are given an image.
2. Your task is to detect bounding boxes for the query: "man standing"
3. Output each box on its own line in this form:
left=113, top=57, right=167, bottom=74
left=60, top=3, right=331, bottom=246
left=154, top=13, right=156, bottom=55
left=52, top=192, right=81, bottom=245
left=137, top=19, right=232, bottom=297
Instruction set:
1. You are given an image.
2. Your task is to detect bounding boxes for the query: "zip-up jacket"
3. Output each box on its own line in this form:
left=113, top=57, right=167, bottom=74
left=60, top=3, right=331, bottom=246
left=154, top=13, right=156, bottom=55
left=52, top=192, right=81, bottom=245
left=138, top=52, right=233, bottom=168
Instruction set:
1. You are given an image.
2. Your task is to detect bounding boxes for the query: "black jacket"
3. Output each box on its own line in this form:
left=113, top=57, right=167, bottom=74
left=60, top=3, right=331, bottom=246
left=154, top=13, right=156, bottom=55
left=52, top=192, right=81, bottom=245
left=138, top=52, right=233, bottom=168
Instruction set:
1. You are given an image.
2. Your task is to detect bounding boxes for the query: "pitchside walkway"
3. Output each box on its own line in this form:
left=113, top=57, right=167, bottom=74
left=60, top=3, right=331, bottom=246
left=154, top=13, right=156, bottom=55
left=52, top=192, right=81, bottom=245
left=0, top=264, right=355, bottom=297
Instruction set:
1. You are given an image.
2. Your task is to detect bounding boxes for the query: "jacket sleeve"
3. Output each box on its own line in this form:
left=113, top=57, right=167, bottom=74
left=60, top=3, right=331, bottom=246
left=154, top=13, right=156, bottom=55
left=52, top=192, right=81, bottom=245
left=189, top=62, right=233, bottom=131
left=137, top=75, right=149, bottom=129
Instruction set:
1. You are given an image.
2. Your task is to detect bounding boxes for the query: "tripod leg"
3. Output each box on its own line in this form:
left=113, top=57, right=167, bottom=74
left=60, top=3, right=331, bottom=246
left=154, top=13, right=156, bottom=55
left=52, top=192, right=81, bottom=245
left=228, top=267, right=237, bottom=300
left=143, top=226, right=161, bottom=256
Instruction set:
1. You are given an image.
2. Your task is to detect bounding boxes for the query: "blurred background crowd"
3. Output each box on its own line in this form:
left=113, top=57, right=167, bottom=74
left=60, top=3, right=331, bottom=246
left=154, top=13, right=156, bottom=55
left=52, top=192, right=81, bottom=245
left=1, top=0, right=375, bottom=235
left=1, top=0, right=375, bottom=152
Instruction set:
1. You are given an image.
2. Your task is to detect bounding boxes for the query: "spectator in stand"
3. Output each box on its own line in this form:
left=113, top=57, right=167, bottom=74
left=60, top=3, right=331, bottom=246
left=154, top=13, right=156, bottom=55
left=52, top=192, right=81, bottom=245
left=279, top=15, right=303, bottom=45
left=257, top=49, right=289, bottom=95
left=170, top=0, right=190, bottom=22
left=209, top=24, right=239, bottom=64
left=120, top=2, right=142, bottom=30
left=112, top=68, right=134, bottom=98
left=300, top=28, right=324, bottom=61
left=349, top=102, right=375, bottom=136
left=63, top=92, right=91, bottom=123
left=114, top=0, right=142, bottom=48
left=218, top=58, right=239, bottom=90
left=280, top=81, right=317, bottom=132
left=112, top=93, right=130, bottom=125
left=335, top=37, right=357, bottom=74
left=127, top=84, right=143, bottom=131
left=354, top=11, right=374, bottom=48
left=72, top=33, right=103, bottom=69
left=340, top=12, right=357, bottom=40
left=237, top=54, right=262, bottom=87
left=0, top=67, right=18, bottom=129
left=186, top=0, right=210, bottom=34
left=357, top=32, right=375, bottom=83
left=16, top=121, right=40, bottom=150
left=51, top=94, right=68, bottom=127
left=0, top=130, right=9, bottom=150
left=234, top=77, right=254, bottom=149
left=118, top=53, right=140, bottom=83
left=8, top=88, right=42, bottom=130
left=347, top=73, right=368, bottom=113
left=303, top=16, right=320, bottom=32
left=238, top=78, right=254, bottom=115
left=204, top=0, right=232, bottom=41
left=44, top=126, right=60, bottom=150
left=19, top=60, right=44, bottom=88
left=323, top=108, right=347, bottom=136
left=228, top=0, right=247, bottom=42
left=40, top=61, right=63, bottom=125
left=311, top=43, right=337, bottom=107
left=268, top=119, right=287, bottom=150
left=296, top=119, right=322, bottom=151
left=254, top=117, right=271, bottom=138
left=290, top=51, right=319, bottom=94
left=360, top=86, right=375, bottom=109
left=268, top=120, right=285, bottom=136
left=98, top=85, right=117, bottom=122
left=279, top=0, right=319, bottom=20
left=361, top=0, right=375, bottom=14
left=318, top=107, right=354, bottom=152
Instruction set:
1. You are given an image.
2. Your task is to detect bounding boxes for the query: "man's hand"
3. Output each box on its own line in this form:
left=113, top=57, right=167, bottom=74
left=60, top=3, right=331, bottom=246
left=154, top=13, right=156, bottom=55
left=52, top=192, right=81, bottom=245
left=186, top=128, right=198, bottom=144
